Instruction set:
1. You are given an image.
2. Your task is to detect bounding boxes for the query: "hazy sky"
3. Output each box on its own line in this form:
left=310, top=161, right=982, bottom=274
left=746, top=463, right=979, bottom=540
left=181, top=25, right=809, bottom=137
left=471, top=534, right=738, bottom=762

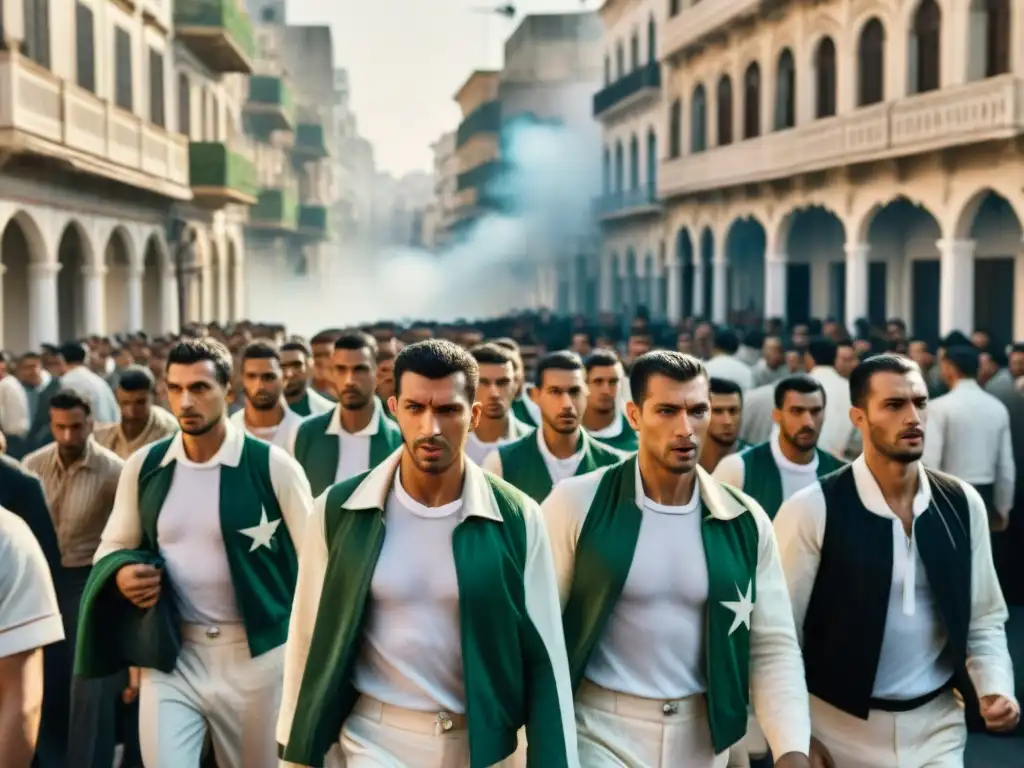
left=288, top=0, right=596, bottom=177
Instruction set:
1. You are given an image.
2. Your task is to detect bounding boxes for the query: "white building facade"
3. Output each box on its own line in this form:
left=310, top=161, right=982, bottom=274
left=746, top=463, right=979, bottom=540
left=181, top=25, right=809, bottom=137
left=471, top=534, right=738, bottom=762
left=587, top=0, right=1024, bottom=347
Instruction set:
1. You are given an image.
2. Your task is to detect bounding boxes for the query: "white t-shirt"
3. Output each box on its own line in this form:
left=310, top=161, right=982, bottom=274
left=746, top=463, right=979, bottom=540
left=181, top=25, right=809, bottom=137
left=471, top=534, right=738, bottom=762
left=352, top=470, right=466, bottom=712
left=0, top=506, right=64, bottom=658
left=714, top=429, right=821, bottom=505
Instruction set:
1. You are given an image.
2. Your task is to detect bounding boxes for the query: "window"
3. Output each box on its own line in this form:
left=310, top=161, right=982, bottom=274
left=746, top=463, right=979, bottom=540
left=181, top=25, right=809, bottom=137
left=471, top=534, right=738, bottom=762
left=814, top=37, right=837, bottom=118
left=648, top=16, right=656, bottom=63
left=983, top=0, right=1009, bottom=77
left=616, top=42, right=625, bottom=79
left=629, top=135, right=639, bottom=190
left=669, top=99, right=682, bottom=158
left=911, top=0, right=941, bottom=94
left=773, top=48, right=795, bottom=130
left=604, top=55, right=611, bottom=85
left=716, top=75, right=733, bottom=145
left=148, top=48, right=165, bottom=127
left=114, top=26, right=132, bottom=111
left=690, top=84, right=707, bottom=153
left=200, top=87, right=208, bottom=140
left=646, top=130, right=657, bottom=193
left=743, top=62, right=761, bottom=138
left=75, top=2, right=95, bottom=92
left=630, top=32, right=639, bottom=71
left=22, top=0, right=50, bottom=68
left=177, top=73, right=190, bottom=136
left=602, top=147, right=611, bottom=194
left=614, top=140, right=624, bottom=192
left=669, top=0, right=680, bottom=17
left=211, top=95, right=220, bottom=140
left=857, top=18, right=885, bottom=105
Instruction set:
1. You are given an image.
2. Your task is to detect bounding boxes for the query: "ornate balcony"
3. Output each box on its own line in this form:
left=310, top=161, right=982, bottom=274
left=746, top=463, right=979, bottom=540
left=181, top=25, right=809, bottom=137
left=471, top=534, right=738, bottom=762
left=292, top=122, right=329, bottom=159
left=0, top=51, right=190, bottom=199
left=174, top=0, right=255, bottom=74
left=188, top=140, right=258, bottom=207
left=593, top=62, right=661, bottom=121
left=244, top=76, right=294, bottom=134
left=594, top=185, right=662, bottom=221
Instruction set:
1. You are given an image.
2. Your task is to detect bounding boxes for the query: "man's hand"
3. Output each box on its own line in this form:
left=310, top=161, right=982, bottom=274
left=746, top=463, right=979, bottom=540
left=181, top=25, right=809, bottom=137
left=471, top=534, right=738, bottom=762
left=115, top=564, right=162, bottom=609
left=980, top=694, right=1020, bottom=732
left=122, top=667, right=140, bottom=704
left=775, top=751, right=811, bottom=768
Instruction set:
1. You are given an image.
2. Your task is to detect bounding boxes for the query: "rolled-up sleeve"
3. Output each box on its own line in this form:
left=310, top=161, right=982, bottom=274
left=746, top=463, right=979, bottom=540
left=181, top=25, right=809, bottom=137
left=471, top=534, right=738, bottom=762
left=268, top=446, right=314, bottom=553
left=93, top=445, right=149, bottom=561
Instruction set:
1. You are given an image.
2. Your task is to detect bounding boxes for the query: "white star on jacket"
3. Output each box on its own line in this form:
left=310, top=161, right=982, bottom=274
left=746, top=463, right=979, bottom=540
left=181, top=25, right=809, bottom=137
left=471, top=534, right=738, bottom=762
left=722, top=580, right=754, bottom=636
left=238, top=508, right=281, bottom=552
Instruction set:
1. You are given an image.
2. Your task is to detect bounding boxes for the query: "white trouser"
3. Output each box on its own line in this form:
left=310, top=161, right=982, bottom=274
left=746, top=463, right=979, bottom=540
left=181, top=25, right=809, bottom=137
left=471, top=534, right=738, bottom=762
left=810, top=691, right=966, bottom=768
left=575, top=680, right=731, bottom=768
left=138, top=623, right=284, bottom=768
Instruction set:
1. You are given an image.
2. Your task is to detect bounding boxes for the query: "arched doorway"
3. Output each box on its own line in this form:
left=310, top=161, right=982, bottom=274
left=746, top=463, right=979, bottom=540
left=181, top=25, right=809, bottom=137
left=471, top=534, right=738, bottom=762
left=724, top=217, right=767, bottom=324
left=784, top=207, right=846, bottom=325
left=226, top=238, right=240, bottom=320
left=57, top=222, right=88, bottom=341
left=675, top=228, right=695, bottom=319
left=864, top=198, right=942, bottom=342
left=962, top=191, right=1022, bottom=347
left=104, top=228, right=133, bottom=333
left=143, top=235, right=164, bottom=334
left=1, top=213, right=40, bottom=351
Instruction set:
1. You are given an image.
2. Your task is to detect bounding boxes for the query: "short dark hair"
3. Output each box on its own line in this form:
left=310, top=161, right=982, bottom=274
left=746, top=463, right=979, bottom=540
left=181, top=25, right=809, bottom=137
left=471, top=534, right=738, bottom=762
left=985, top=345, right=1008, bottom=368
left=630, top=351, right=706, bottom=405
left=167, top=338, right=233, bottom=386
left=709, top=377, right=743, bottom=402
left=281, top=338, right=312, bottom=357
left=584, top=349, right=619, bottom=373
left=242, top=339, right=281, bottom=363
left=806, top=337, right=838, bottom=367
left=535, top=351, right=583, bottom=388
left=117, top=365, right=156, bottom=393
left=50, top=388, right=92, bottom=416
left=394, top=339, right=479, bottom=400
left=774, top=374, right=826, bottom=409
left=310, top=329, right=343, bottom=346
left=59, top=342, right=88, bottom=365
left=489, top=337, right=520, bottom=353
left=944, top=345, right=980, bottom=379
left=334, top=331, right=378, bottom=360
left=743, top=329, right=765, bottom=349
left=849, top=354, right=918, bottom=408
left=470, top=343, right=514, bottom=367
left=713, top=327, right=740, bottom=355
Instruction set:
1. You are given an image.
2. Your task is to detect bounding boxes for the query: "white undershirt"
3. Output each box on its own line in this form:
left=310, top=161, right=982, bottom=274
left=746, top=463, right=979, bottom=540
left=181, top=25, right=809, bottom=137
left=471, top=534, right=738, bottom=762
left=585, top=475, right=708, bottom=699
left=587, top=411, right=623, bottom=439
left=770, top=432, right=821, bottom=502
left=156, top=453, right=241, bottom=625
left=352, top=470, right=466, bottom=712
left=537, top=428, right=584, bottom=487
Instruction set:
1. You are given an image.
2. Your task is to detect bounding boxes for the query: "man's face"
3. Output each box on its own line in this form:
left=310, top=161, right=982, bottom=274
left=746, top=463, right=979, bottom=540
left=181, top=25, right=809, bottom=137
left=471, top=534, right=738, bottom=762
left=531, top=368, right=587, bottom=435
left=708, top=392, right=742, bottom=447
left=978, top=353, right=998, bottom=386
left=376, top=359, right=396, bottom=400
left=762, top=337, right=784, bottom=368
left=242, top=357, right=284, bottom=411
left=311, top=342, right=334, bottom=387
left=115, top=349, right=134, bottom=369
left=476, top=362, right=514, bottom=419
left=166, top=361, right=228, bottom=435
left=570, top=334, right=592, bottom=356
left=908, top=341, right=933, bottom=371
left=822, top=321, right=839, bottom=340
left=280, top=349, right=310, bottom=398
left=834, top=344, right=859, bottom=379
left=331, top=347, right=375, bottom=410
left=626, top=334, right=652, bottom=362
left=586, top=365, right=619, bottom=415
left=774, top=390, right=825, bottom=452
left=50, top=406, right=92, bottom=453
left=971, top=331, right=990, bottom=350
left=1011, top=351, right=1024, bottom=379
left=627, top=374, right=710, bottom=475
left=676, top=333, right=693, bottom=355
left=16, top=357, right=43, bottom=388
left=887, top=322, right=906, bottom=342
left=117, top=387, right=153, bottom=427
left=391, top=372, right=479, bottom=475
left=851, top=370, right=928, bottom=463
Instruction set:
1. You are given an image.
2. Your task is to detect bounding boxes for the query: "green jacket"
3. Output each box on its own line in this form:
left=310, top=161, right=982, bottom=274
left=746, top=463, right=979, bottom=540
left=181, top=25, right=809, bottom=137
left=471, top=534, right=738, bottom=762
left=496, top=429, right=625, bottom=502
left=587, top=413, right=638, bottom=453
left=739, top=441, right=845, bottom=518
left=292, top=403, right=403, bottom=496
left=278, top=453, right=577, bottom=768
left=511, top=397, right=537, bottom=428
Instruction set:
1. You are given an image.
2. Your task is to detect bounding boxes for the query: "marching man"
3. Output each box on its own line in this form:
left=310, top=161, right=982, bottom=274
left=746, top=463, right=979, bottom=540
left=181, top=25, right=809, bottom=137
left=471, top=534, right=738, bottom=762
left=277, top=339, right=577, bottom=767
left=75, top=338, right=313, bottom=767
left=775, top=355, right=1018, bottom=767
left=542, top=351, right=811, bottom=767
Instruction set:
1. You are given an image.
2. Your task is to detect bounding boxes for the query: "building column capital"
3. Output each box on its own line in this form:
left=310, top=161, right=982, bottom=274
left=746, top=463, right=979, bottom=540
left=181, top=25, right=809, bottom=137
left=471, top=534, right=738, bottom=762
left=765, top=251, right=788, bottom=265
left=81, top=264, right=108, bottom=279
left=28, top=261, right=61, bottom=278
left=843, top=242, right=870, bottom=259
left=935, top=238, right=976, bottom=258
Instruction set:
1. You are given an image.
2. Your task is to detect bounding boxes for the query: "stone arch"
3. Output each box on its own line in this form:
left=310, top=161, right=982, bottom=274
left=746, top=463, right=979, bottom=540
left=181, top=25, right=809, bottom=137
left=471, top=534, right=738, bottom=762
left=675, top=227, right=696, bottom=319
left=1, top=211, right=47, bottom=351
left=142, top=233, right=165, bottom=334
left=781, top=205, right=848, bottom=324
left=104, top=227, right=135, bottom=334
left=850, top=0, right=897, bottom=47
left=724, top=216, right=768, bottom=321
left=56, top=220, right=94, bottom=341
left=951, top=185, right=1024, bottom=240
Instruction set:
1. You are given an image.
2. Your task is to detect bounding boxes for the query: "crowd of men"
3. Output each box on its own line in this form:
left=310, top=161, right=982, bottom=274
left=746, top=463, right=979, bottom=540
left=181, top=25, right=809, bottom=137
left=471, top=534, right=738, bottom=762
left=0, top=308, right=1021, bottom=768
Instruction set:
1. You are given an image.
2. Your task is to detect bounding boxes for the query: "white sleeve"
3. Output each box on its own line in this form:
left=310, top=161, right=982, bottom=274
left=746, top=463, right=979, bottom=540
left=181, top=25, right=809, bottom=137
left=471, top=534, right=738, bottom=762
left=712, top=453, right=745, bottom=490
left=921, top=400, right=945, bottom=470
left=771, top=483, right=827, bottom=647
left=994, top=413, right=1015, bottom=524
left=0, top=378, right=30, bottom=437
left=93, top=445, right=149, bottom=561
left=481, top=449, right=503, bottom=478
left=276, top=491, right=330, bottom=751
left=268, top=446, right=314, bottom=553
left=0, top=508, right=64, bottom=658
left=539, top=481, right=586, bottom=610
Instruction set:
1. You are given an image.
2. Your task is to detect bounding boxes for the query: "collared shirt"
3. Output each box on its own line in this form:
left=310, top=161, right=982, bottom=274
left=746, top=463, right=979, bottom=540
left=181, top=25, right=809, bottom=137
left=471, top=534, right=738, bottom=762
left=94, top=406, right=180, bottom=460
left=61, top=365, right=121, bottom=424
left=774, top=456, right=1015, bottom=703
left=922, top=379, right=1016, bottom=523
left=465, top=414, right=526, bottom=466
left=24, top=437, right=123, bottom=568
left=0, top=375, right=30, bottom=437
left=230, top=403, right=304, bottom=451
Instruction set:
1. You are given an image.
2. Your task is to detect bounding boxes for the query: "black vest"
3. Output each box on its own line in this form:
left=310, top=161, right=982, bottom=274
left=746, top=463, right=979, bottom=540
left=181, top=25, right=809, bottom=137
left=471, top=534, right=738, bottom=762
left=802, top=464, right=974, bottom=719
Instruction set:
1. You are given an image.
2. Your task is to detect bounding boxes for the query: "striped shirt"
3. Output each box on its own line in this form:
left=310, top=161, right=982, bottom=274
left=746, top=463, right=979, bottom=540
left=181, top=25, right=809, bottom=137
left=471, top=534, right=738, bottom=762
left=23, top=438, right=123, bottom=568
left=94, top=406, right=179, bottom=460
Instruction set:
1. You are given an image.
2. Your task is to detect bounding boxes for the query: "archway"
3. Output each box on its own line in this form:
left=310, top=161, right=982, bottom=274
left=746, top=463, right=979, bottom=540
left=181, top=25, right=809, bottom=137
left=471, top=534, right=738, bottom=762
left=784, top=206, right=846, bottom=325
left=143, top=235, right=164, bottom=334
left=863, top=198, right=942, bottom=342
left=57, top=222, right=88, bottom=341
left=226, top=238, right=240, bottom=320
left=0, top=214, right=40, bottom=351
left=698, top=228, right=714, bottom=318
left=962, top=191, right=1022, bottom=348
left=675, top=228, right=695, bottom=319
left=724, top=217, right=766, bottom=324
left=104, top=228, right=133, bottom=333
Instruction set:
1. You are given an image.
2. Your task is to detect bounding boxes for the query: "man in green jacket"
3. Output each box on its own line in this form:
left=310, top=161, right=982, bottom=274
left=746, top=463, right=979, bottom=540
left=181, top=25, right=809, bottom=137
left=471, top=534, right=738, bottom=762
left=482, top=351, right=625, bottom=502
left=541, top=350, right=812, bottom=768
left=581, top=349, right=638, bottom=454
left=277, top=339, right=577, bottom=768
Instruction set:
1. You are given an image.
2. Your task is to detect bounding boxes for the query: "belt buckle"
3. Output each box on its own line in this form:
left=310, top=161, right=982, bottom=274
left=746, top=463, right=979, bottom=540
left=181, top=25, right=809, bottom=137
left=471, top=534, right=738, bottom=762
left=436, top=711, right=454, bottom=732
left=205, top=626, right=221, bottom=639
left=662, top=701, right=678, bottom=716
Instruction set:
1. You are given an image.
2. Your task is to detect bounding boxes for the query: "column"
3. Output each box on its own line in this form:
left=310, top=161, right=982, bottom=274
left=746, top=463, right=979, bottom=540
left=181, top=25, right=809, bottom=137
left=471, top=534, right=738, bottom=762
left=27, top=262, right=60, bottom=349
left=161, top=266, right=180, bottom=334
left=711, top=255, right=728, bottom=324
left=937, top=238, right=975, bottom=336
left=665, top=258, right=682, bottom=324
left=598, top=253, right=614, bottom=313
left=692, top=259, right=705, bottom=318
left=127, top=266, right=144, bottom=332
left=763, top=252, right=788, bottom=320
left=81, top=263, right=107, bottom=336
left=843, top=242, right=870, bottom=331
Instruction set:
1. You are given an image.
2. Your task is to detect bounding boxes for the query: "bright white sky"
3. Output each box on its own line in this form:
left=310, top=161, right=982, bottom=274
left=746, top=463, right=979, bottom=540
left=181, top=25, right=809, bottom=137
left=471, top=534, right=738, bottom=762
left=288, top=0, right=596, bottom=176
